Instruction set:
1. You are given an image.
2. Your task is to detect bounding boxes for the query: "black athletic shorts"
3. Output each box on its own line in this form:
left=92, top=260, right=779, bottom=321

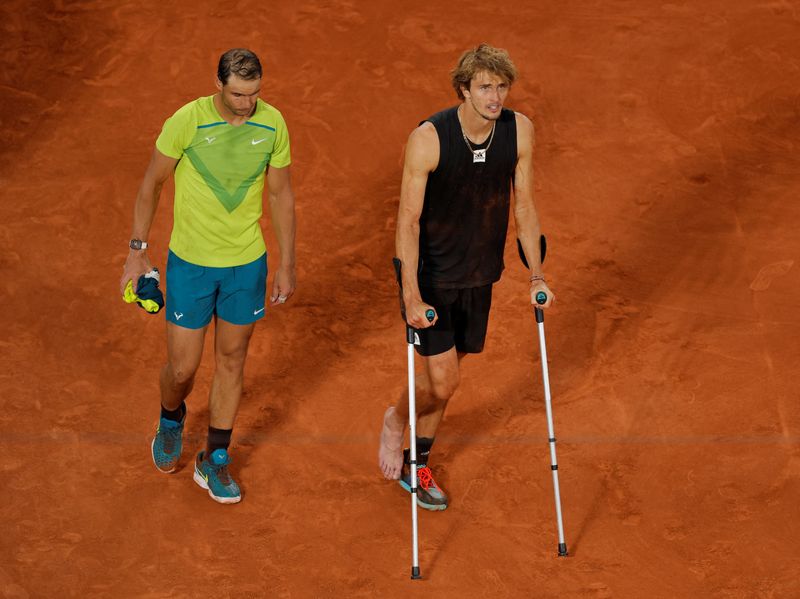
left=415, top=284, right=493, bottom=357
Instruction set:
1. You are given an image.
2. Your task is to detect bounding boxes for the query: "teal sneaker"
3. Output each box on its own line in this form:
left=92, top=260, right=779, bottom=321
left=193, top=449, right=242, bottom=504
left=399, top=462, right=448, bottom=511
left=151, top=416, right=184, bottom=473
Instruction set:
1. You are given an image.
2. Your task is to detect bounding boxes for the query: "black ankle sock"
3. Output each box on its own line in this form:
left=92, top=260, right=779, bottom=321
left=417, top=437, right=434, bottom=467
left=161, top=401, right=186, bottom=423
left=404, top=437, right=435, bottom=467
left=207, top=426, right=233, bottom=455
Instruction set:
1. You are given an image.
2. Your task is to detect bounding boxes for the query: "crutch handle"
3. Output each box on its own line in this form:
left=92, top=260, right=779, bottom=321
left=406, top=308, right=436, bottom=343
left=534, top=292, right=547, bottom=322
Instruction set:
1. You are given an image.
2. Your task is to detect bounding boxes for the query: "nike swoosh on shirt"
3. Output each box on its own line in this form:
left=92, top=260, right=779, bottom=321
left=251, top=138, right=267, bottom=145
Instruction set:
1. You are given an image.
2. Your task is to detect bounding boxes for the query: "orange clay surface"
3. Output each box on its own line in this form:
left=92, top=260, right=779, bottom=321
left=1, top=1, right=799, bottom=597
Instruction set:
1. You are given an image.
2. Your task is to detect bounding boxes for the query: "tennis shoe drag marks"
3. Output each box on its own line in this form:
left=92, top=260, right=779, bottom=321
left=151, top=415, right=185, bottom=473
left=193, top=449, right=242, bottom=504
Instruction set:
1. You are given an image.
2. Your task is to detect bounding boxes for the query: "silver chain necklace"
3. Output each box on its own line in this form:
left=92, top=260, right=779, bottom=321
left=457, top=106, right=496, bottom=163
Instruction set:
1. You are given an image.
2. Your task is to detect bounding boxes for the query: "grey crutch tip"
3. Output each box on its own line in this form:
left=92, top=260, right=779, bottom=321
left=558, top=543, right=568, bottom=557
left=411, top=566, right=421, bottom=579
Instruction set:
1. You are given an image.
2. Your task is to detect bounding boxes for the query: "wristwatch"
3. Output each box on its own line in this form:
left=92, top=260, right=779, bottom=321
left=129, top=239, right=148, bottom=250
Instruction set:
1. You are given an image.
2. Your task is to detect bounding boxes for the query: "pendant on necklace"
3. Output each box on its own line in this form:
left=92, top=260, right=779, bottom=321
left=472, top=149, right=486, bottom=163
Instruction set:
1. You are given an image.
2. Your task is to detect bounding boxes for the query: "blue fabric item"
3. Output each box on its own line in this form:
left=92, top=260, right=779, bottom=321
left=165, top=250, right=267, bottom=329
left=135, top=268, right=164, bottom=313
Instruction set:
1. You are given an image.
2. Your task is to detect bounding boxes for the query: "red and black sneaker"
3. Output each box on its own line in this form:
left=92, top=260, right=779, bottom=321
left=399, top=458, right=448, bottom=511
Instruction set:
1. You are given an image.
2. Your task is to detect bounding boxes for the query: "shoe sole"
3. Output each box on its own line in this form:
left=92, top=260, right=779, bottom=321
left=151, top=437, right=177, bottom=474
left=398, top=479, right=448, bottom=511
left=193, top=469, right=242, bottom=504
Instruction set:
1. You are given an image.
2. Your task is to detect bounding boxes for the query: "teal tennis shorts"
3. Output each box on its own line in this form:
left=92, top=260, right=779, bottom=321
left=165, top=250, right=267, bottom=329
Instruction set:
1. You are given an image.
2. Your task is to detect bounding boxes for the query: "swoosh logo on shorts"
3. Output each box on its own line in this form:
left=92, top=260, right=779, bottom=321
left=253, top=307, right=265, bottom=315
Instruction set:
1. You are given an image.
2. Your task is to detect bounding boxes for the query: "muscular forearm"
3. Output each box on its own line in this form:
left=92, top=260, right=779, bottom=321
left=514, top=200, right=544, bottom=276
left=120, top=149, right=176, bottom=292
left=269, top=188, right=296, bottom=268
left=396, top=217, right=422, bottom=301
left=129, top=174, right=165, bottom=242
left=120, top=179, right=161, bottom=291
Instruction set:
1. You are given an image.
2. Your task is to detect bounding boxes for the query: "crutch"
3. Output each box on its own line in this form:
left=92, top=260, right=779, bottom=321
left=518, top=236, right=568, bottom=557
left=392, top=258, right=435, bottom=579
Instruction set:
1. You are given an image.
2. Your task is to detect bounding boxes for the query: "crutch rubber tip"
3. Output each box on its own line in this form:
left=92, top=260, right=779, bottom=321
left=558, top=543, right=568, bottom=557
left=411, top=566, right=421, bottom=579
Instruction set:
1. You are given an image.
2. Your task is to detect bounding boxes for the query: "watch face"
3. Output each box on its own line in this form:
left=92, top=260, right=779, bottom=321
left=130, top=239, right=143, bottom=250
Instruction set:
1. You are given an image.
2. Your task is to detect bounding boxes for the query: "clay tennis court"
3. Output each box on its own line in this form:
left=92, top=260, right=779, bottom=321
left=2, top=1, right=799, bottom=596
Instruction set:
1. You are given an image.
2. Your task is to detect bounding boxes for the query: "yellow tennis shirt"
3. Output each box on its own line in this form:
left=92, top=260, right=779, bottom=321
left=156, top=95, right=291, bottom=267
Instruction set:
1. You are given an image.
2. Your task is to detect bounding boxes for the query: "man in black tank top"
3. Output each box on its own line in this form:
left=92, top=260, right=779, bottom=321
left=379, top=44, right=555, bottom=511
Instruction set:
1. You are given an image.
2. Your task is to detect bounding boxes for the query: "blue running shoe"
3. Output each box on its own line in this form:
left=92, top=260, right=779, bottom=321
left=399, top=462, right=448, bottom=511
left=151, top=416, right=184, bottom=473
left=193, top=449, right=242, bottom=504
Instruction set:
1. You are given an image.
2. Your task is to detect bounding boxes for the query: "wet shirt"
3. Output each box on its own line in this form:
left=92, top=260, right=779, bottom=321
left=418, top=106, right=517, bottom=288
left=156, top=95, right=291, bottom=267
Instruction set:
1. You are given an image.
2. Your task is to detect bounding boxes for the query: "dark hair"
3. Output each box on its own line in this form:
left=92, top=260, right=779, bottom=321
left=217, top=48, right=262, bottom=85
left=451, top=43, right=517, bottom=100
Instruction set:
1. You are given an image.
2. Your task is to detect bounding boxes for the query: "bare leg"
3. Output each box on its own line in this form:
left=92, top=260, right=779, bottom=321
left=160, top=322, right=207, bottom=411
left=378, top=406, right=405, bottom=479
left=379, top=348, right=465, bottom=479
left=207, top=318, right=255, bottom=435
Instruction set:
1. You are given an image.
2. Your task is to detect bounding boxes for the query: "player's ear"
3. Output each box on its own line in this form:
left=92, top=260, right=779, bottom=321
left=215, top=77, right=223, bottom=91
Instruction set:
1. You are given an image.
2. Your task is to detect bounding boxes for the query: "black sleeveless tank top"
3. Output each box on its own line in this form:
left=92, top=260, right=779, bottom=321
left=418, top=106, right=517, bottom=289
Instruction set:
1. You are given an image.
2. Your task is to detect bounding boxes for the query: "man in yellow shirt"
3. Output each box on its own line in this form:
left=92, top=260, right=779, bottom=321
left=120, top=48, right=296, bottom=504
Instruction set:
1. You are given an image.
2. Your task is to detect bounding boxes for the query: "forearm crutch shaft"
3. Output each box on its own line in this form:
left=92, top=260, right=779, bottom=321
left=393, top=257, right=435, bottom=578
left=406, top=322, right=422, bottom=579
left=533, top=303, right=568, bottom=557
left=519, top=235, right=568, bottom=557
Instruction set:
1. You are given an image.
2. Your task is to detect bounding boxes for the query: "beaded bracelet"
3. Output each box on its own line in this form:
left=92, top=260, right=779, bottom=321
left=529, top=274, right=546, bottom=283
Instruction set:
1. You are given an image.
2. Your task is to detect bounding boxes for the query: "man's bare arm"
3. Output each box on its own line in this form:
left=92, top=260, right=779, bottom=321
left=396, top=122, right=439, bottom=328
left=119, top=148, right=178, bottom=293
left=513, top=113, right=554, bottom=308
left=266, top=165, right=297, bottom=304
